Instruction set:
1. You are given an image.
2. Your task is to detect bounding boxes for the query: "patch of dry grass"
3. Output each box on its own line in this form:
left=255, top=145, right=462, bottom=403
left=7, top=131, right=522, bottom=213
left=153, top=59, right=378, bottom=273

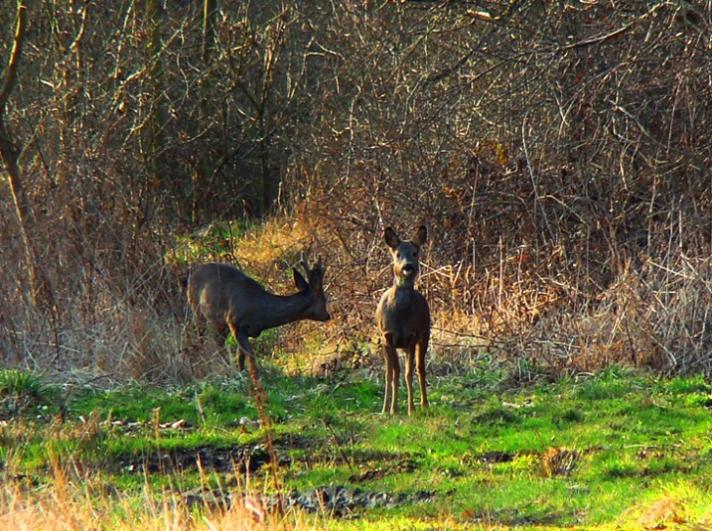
left=0, top=470, right=319, bottom=531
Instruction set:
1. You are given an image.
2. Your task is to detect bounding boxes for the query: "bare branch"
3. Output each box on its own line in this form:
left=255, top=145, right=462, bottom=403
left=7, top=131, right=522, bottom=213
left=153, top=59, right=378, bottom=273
left=0, top=1, right=27, bottom=115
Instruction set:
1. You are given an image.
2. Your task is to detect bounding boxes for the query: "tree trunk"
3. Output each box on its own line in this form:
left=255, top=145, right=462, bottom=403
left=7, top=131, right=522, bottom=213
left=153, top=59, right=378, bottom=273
left=193, top=0, right=219, bottom=224
left=0, top=1, right=54, bottom=313
left=144, top=0, right=166, bottom=219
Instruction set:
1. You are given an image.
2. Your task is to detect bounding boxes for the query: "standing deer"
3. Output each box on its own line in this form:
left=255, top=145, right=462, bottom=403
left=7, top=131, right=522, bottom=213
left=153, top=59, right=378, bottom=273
left=376, top=226, right=430, bottom=415
left=187, top=254, right=330, bottom=370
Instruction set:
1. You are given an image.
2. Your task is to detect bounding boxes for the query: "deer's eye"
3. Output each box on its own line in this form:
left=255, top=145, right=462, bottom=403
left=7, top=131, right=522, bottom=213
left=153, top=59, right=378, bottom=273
left=396, top=252, right=401, bottom=258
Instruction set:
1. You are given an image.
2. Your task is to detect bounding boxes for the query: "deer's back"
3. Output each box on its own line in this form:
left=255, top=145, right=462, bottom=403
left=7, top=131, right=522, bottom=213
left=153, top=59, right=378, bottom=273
left=376, top=286, right=430, bottom=348
left=188, top=263, right=263, bottom=323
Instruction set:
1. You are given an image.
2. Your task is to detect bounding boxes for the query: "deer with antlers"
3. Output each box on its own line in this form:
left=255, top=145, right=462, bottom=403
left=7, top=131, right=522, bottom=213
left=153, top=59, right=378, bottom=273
left=187, top=254, right=330, bottom=370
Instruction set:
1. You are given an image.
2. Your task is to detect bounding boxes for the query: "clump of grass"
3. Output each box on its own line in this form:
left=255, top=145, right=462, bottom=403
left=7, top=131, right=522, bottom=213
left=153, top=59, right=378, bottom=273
left=0, top=369, right=55, bottom=418
left=540, top=447, right=579, bottom=477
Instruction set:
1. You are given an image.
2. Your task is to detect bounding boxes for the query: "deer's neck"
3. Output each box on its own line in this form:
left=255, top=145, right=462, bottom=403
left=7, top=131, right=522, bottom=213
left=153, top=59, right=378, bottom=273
left=255, top=291, right=312, bottom=331
left=394, top=275, right=416, bottom=290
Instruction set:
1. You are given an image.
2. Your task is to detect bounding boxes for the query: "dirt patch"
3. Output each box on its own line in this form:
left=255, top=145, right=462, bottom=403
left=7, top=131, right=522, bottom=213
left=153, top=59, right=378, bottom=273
left=347, top=456, right=416, bottom=482
left=116, top=439, right=417, bottom=477
left=114, top=432, right=319, bottom=475
left=463, top=507, right=574, bottom=527
left=118, top=443, right=287, bottom=474
left=476, top=450, right=515, bottom=463
left=299, top=447, right=415, bottom=470
left=183, top=485, right=435, bottom=517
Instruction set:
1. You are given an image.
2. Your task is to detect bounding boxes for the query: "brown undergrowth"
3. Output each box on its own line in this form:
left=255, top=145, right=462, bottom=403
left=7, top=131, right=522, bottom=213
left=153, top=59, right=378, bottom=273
left=171, top=191, right=711, bottom=382
left=2, top=2, right=710, bottom=384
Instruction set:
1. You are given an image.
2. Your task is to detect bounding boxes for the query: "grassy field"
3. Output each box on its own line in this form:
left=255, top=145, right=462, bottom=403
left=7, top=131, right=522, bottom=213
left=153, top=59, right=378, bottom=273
left=2, top=363, right=712, bottom=530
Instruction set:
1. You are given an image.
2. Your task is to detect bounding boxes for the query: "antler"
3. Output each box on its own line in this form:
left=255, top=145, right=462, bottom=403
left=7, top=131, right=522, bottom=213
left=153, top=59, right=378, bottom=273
left=299, top=251, right=311, bottom=274
left=299, top=250, right=326, bottom=274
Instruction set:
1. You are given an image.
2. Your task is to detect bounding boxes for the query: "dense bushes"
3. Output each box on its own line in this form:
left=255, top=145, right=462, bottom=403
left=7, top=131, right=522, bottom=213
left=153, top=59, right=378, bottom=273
left=0, top=2, right=709, bottom=376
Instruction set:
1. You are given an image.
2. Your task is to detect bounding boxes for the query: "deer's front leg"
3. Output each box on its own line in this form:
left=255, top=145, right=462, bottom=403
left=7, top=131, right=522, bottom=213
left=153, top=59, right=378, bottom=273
left=387, top=344, right=400, bottom=415
left=191, top=310, right=207, bottom=342
left=233, top=327, right=274, bottom=431
left=230, top=325, right=256, bottom=374
left=381, top=344, right=392, bottom=415
left=234, top=327, right=262, bottom=395
left=405, top=345, right=415, bottom=416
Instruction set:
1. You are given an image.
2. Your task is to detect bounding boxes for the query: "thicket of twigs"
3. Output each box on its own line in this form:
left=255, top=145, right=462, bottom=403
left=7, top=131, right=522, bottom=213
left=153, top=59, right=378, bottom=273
left=0, top=1, right=710, bottom=379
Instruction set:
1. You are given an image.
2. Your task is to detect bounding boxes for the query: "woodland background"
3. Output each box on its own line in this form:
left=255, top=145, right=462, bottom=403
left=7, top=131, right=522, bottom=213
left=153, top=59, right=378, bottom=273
left=0, top=0, right=710, bottom=381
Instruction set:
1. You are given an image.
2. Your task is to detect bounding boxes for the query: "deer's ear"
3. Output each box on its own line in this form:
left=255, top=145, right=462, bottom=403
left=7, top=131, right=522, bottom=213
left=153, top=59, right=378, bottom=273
left=293, top=268, right=309, bottom=291
left=384, top=227, right=400, bottom=249
left=412, top=225, right=427, bottom=246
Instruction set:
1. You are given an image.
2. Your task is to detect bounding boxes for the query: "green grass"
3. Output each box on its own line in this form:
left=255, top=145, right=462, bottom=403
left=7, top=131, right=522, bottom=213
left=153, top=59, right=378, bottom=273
left=2, top=366, right=712, bottom=528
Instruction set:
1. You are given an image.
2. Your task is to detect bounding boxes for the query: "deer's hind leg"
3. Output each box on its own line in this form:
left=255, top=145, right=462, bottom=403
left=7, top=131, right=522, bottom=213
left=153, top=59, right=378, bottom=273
left=207, top=321, right=231, bottom=366
left=416, top=334, right=429, bottom=409
left=388, top=345, right=401, bottom=415
left=382, top=342, right=400, bottom=415
left=188, top=304, right=208, bottom=345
